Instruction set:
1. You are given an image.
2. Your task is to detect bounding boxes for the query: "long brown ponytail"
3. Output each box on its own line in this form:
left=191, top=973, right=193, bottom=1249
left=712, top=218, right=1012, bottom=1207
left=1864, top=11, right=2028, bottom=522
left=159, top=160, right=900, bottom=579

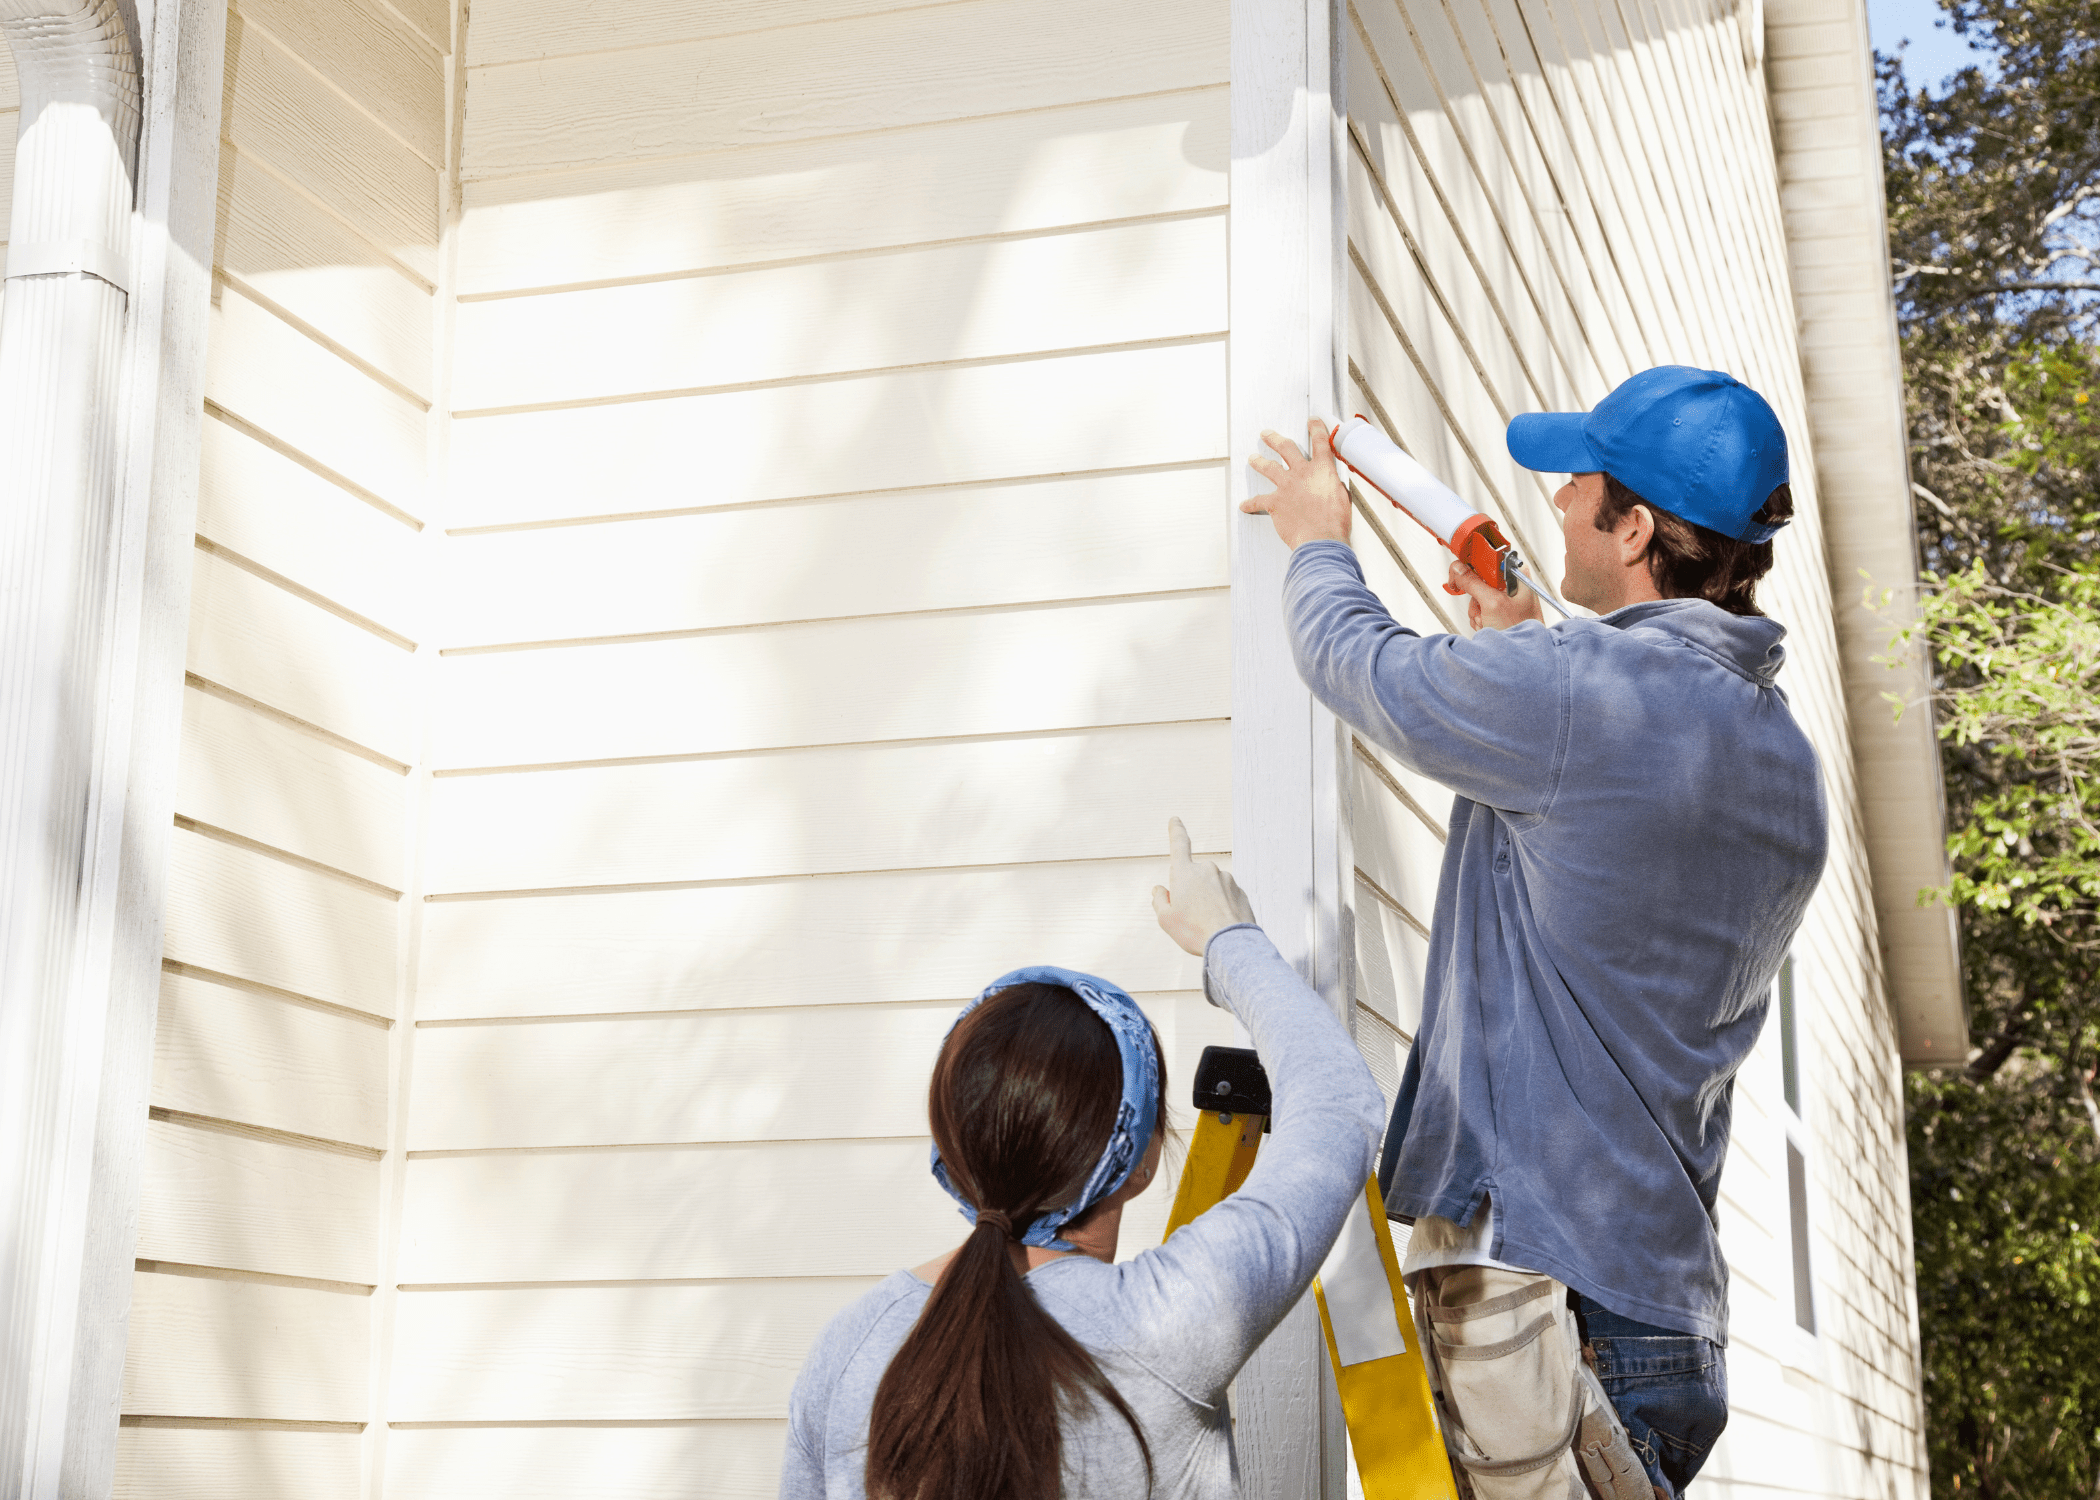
left=865, top=982, right=1165, bottom=1500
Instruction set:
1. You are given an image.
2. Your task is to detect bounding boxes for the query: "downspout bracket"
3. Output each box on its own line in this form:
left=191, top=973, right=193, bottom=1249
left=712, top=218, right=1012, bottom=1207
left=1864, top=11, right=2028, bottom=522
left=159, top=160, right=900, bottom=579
left=5, top=239, right=132, bottom=292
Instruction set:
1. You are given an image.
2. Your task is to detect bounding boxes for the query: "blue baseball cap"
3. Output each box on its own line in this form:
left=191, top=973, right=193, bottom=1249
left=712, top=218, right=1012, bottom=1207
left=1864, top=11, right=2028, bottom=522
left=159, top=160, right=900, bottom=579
left=1505, top=366, right=1791, bottom=543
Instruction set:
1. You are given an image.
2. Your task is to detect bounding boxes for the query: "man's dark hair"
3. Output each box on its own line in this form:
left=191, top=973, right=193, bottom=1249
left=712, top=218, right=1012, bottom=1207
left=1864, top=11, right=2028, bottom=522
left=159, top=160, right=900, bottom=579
left=1597, top=473, right=1792, bottom=618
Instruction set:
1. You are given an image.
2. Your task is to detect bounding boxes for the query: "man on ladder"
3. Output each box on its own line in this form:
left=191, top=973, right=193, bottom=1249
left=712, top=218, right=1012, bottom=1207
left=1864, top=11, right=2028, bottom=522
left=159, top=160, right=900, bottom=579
left=1240, top=369, right=1829, bottom=1500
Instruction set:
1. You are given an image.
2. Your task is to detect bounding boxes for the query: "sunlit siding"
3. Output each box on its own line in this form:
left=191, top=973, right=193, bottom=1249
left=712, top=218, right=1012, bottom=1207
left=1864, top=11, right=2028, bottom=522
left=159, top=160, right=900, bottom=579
left=383, top=2, right=1238, bottom=1494
left=0, top=0, right=1932, bottom=1492
left=115, top=0, right=446, bottom=1494
left=1340, top=0, right=1926, bottom=1495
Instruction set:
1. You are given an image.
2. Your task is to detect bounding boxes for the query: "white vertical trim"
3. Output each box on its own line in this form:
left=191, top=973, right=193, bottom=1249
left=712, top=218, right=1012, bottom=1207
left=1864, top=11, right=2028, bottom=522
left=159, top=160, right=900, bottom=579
left=1307, top=0, right=1352, bottom=1038
left=1230, top=0, right=1352, bottom=1493
left=364, top=2, right=462, bottom=1493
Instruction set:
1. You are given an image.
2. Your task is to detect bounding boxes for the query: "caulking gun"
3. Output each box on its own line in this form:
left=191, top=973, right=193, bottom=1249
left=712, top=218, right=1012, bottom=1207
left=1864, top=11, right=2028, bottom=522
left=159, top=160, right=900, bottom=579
left=1329, top=416, right=1571, bottom=619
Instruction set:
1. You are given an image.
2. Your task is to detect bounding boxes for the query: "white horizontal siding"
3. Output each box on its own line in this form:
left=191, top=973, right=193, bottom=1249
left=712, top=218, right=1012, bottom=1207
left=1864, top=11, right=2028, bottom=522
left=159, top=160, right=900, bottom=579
left=62, top=0, right=1927, bottom=1492
left=135, top=0, right=445, bottom=1487
left=416, top=857, right=1214, bottom=1021
left=449, top=215, right=1225, bottom=414
left=385, top=1424, right=783, bottom=1500
left=115, top=1426, right=365, bottom=1500
left=403, top=3, right=1235, bottom=1493
left=454, top=89, right=1228, bottom=297
left=459, top=0, right=1225, bottom=180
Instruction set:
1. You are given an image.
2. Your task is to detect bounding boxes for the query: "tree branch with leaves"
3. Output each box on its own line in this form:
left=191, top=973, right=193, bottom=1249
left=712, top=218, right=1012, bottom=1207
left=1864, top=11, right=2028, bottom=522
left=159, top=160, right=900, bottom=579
left=1890, top=565, right=2100, bottom=951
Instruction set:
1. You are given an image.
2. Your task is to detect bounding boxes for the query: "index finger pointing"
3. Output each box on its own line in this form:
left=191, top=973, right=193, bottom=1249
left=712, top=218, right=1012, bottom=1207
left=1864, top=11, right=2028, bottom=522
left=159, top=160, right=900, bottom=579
left=1167, top=816, right=1193, bottom=868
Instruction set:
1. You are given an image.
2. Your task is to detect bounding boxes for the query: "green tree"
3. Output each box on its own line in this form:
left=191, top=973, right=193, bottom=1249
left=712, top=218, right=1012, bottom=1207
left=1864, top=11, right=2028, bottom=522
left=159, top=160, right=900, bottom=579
left=1912, top=565, right=2100, bottom=941
left=1906, top=1068, right=2100, bottom=1496
left=1886, top=553, right=2100, bottom=1498
left=1880, top=0, right=2100, bottom=1491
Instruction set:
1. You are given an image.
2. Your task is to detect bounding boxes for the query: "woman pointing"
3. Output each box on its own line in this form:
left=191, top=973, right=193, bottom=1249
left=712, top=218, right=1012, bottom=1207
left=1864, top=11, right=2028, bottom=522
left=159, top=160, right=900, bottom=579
left=780, top=818, right=1384, bottom=1499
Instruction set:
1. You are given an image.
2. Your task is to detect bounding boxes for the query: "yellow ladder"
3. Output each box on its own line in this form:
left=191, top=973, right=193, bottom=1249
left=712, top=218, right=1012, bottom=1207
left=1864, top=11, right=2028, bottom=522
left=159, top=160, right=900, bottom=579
left=1165, top=1046, right=1458, bottom=1500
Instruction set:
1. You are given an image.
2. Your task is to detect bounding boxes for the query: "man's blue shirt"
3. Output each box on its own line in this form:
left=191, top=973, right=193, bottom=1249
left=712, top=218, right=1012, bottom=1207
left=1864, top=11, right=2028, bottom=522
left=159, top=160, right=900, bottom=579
left=1284, top=540, right=1828, bottom=1342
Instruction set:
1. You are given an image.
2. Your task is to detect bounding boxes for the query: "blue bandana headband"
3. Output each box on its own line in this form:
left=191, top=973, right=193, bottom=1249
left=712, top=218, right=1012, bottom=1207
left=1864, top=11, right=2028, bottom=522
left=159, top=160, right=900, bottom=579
left=928, top=966, right=1161, bottom=1252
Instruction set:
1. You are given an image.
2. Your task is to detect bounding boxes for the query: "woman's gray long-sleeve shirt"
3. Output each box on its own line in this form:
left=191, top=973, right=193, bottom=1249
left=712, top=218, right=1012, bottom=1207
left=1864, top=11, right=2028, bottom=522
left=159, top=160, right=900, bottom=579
left=779, top=925, right=1383, bottom=1499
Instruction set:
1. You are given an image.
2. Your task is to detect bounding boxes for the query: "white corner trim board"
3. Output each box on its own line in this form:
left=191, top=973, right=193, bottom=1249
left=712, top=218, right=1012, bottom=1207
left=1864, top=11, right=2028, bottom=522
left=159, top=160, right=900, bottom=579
left=1229, top=0, right=1354, bottom=1495
left=0, top=0, right=224, bottom=1494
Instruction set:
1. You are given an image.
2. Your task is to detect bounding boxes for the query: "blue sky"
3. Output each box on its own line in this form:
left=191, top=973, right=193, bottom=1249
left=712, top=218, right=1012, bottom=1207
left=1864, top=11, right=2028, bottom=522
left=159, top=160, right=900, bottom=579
left=1867, top=0, right=1992, bottom=87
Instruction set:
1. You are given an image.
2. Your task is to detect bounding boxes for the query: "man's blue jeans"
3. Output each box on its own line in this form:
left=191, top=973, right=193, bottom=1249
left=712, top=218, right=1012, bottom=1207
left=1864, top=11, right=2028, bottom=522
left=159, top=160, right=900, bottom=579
left=1574, top=1296, right=1729, bottom=1498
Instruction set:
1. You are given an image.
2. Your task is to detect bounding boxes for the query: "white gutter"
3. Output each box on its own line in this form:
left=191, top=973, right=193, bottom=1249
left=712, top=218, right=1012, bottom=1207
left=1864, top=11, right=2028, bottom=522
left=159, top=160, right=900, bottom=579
left=0, top=1, right=143, bottom=1494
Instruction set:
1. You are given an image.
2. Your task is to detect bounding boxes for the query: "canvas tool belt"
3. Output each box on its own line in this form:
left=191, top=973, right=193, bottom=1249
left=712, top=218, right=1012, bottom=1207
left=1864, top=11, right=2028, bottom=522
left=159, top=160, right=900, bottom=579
left=1410, top=1266, right=1652, bottom=1500
left=1162, top=1047, right=1458, bottom=1500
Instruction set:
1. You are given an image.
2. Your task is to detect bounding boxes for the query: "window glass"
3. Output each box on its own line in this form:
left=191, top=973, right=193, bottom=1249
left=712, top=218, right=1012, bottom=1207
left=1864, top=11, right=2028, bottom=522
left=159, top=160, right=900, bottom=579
left=1787, top=1138, right=1816, bottom=1334
left=1778, top=956, right=1800, bottom=1116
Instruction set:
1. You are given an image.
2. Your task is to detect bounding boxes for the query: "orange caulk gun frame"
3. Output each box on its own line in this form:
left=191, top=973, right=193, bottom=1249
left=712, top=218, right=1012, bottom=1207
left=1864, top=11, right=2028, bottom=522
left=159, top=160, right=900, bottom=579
left=1441, top=514, right=1520, bottom=599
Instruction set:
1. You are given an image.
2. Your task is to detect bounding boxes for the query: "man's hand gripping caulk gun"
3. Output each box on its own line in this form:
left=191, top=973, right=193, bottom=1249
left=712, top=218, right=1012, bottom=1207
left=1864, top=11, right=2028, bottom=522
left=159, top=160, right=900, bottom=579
left=1244, top=419, right=1573, bottom=632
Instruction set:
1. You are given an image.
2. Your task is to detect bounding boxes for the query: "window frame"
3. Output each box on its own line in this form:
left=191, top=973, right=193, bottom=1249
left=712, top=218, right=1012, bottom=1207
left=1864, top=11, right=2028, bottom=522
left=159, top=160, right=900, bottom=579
left=1774, top=954, right=1824, bottom=1364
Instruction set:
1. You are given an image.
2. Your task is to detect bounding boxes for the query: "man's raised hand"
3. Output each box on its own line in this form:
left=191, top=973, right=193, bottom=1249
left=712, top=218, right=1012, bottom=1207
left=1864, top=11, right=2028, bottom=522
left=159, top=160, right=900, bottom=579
left=1151, top=817, right=1256, bottom=957
left=1242, top=418, right=1352, bottom=551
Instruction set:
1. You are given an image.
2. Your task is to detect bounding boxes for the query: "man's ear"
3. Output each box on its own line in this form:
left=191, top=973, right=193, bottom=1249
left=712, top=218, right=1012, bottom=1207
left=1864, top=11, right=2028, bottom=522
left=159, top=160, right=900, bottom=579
left=1621, top=503, right=1657, bottom=567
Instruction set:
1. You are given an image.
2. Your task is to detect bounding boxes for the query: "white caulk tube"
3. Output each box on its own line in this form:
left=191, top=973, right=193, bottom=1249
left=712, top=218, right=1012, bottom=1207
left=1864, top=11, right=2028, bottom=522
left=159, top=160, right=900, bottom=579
left=1329, top=416, right=1571, bottom=618
left=1331, top=417, right=1476, bottom=542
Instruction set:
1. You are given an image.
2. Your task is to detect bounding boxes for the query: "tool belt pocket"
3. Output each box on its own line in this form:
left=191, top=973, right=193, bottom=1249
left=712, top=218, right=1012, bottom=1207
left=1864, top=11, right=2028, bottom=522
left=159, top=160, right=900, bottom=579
left=1423, top=1272, right=1579, bottom=1481
left=1414, top=1269, right=1652, bottom=1500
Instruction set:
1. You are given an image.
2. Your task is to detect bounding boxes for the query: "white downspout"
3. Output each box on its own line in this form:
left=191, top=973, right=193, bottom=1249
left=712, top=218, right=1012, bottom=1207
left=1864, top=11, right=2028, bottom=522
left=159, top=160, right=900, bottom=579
left=0, top=1, right=142, bottom=1495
